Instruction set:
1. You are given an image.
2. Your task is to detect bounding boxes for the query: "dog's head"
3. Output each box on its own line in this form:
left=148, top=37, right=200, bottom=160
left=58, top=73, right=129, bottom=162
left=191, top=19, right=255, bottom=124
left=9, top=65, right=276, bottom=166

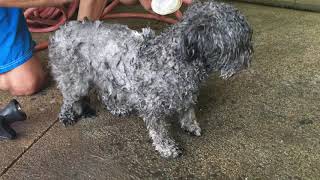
left=179, top=1, right=253, bottom=79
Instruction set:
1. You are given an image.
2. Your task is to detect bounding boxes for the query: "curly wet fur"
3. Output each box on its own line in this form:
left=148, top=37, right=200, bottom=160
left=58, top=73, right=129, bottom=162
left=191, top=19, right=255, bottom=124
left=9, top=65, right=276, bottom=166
left=48, top=1, right=253, bottom=158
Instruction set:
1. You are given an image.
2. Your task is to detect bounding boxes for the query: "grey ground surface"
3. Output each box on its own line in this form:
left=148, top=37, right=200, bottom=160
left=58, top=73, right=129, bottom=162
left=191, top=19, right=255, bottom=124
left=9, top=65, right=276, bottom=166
left=241, top=0, right=320, bottom=5
left=237, top=0, right=320, bottom=13
left=0, top=2, right=320, bottom=179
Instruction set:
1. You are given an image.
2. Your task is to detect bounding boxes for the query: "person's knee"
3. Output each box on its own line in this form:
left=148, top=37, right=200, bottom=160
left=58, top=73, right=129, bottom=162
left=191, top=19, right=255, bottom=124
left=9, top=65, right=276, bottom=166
left=3, top=56, right=46, bottom=96
left=9, top=79, right=43, bottom=96
left=9, top=74, right=44, bottom=96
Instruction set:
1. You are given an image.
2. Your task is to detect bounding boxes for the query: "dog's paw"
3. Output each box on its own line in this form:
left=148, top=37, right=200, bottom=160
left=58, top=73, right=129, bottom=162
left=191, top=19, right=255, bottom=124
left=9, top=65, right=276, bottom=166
left=190, top=126, right=202, bottom=136
left=83, top=106, right=96, bottom=118
left=60, top=117, right=77, bottom=126
left=154, top=140, right=182, bottom=158
left=193, top=127, right=201, bottom=136
left=158, top=144, right=182, bottom=158
left=183, top=124, right=201, bottom=136
left=59, top=113, right=77, bottom=126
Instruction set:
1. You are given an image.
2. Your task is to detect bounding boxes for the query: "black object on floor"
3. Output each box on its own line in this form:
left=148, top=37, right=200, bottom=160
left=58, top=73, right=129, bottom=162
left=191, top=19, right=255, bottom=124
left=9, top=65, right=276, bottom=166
left=0, top=99, right=27, bottom=139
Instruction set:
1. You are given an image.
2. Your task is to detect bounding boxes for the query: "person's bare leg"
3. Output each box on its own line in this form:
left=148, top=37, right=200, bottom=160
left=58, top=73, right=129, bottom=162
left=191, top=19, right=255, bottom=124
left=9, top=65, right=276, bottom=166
left=138, top=0, right=152, bottom=13
left=0, top=55, right=46, bottom=96
left=120, top=0, right=138, bottom=5
left=77, top=0, right=107, bottom=20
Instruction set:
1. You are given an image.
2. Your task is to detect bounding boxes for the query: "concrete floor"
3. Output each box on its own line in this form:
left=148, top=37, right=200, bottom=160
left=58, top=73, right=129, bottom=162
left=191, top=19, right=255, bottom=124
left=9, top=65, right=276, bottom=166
left=244, top=0, right=320, bottom=5
left=1, top=1, right=320, bottom=179
left=239, top=0, right=320, bottom=12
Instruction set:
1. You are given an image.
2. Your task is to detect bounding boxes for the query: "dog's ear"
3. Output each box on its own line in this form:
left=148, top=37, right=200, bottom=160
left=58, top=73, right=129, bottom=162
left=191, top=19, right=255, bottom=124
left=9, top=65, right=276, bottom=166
left=181, top=22, right=207, bottom=62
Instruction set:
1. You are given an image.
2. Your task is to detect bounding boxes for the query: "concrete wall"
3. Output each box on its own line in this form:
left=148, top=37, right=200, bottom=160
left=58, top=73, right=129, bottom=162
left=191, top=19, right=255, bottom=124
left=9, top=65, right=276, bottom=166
left=236, top=0, right=320, bottom=12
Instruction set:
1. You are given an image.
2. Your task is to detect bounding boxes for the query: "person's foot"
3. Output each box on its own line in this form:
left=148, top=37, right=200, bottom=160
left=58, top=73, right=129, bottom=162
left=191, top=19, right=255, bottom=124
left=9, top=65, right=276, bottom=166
left=0, top=56, right=46, bottom=96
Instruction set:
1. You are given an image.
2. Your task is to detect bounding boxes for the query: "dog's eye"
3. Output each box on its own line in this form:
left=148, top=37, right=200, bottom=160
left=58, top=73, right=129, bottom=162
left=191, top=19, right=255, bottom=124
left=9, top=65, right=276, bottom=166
left=197, top=25, right=205, bottom=31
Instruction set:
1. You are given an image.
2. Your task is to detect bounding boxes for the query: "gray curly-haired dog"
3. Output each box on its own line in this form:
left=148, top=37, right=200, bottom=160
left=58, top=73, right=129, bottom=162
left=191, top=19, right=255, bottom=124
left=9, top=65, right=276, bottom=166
left=48, top=1, right=253, bottom=158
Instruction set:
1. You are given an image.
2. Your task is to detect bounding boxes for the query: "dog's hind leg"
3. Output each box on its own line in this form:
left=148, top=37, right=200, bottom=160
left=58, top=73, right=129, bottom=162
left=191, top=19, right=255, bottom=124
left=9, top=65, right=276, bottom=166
left=179, top=107, right=201, bottom=136
left=59, top=80, right=95, bottom=126
left=144, top=117, right=182, bottom=158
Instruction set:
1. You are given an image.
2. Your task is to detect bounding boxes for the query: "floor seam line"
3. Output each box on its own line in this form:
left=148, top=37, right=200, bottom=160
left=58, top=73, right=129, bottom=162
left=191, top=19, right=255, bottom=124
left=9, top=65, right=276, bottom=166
left=0, top=119, right=59, bottom=177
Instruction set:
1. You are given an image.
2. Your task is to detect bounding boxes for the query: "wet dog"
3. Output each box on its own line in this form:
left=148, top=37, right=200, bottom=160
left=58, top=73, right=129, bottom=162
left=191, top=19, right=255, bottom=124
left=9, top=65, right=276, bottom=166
left=49, top=1, right=253, bottom=158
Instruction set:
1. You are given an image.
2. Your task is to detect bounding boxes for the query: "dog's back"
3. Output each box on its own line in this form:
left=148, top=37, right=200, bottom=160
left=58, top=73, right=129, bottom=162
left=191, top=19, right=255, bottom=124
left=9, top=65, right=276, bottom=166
left=49, top=20, right=145, bottom=76
left=49, top=21, right=150, bottom=114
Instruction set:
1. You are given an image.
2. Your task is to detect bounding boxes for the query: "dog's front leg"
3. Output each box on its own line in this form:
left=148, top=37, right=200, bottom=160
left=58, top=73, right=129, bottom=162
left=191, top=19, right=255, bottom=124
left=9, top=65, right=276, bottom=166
left=59, top=97, right=96, bottom=126
left=59, top=98, right=78, bottom=126
left=179, top=107, right=201, bottom=136
left=144, top=117, right=182, bottom=158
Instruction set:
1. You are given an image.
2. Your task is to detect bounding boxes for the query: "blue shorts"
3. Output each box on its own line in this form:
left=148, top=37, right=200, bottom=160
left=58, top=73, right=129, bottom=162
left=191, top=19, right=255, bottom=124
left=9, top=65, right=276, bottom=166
left=0, top=8, right=35, bottom=74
